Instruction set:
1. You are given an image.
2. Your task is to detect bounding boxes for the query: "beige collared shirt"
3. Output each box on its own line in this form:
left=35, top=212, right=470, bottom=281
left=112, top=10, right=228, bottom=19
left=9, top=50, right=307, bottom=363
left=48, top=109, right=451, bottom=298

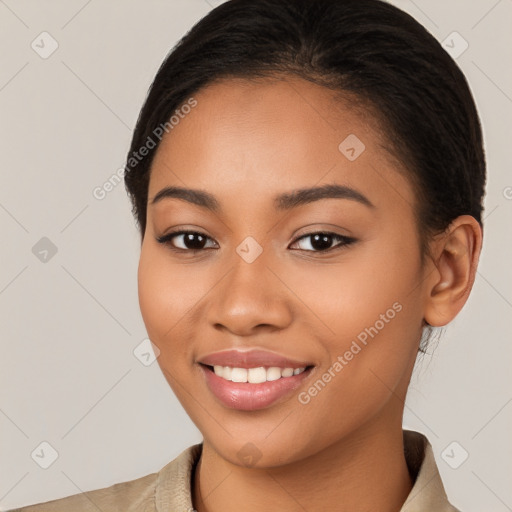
left=9, top=430, right=460, bottom=511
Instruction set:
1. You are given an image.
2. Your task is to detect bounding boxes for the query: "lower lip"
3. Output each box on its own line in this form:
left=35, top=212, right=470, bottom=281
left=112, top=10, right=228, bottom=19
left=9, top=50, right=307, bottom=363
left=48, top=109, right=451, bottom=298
left=200, top=365, right=313, bottom=411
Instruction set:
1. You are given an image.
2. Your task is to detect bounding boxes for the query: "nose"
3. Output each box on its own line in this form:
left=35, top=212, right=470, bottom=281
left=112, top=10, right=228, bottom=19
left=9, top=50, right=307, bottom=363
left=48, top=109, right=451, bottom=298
left=206, top=249, right=293, bottom=337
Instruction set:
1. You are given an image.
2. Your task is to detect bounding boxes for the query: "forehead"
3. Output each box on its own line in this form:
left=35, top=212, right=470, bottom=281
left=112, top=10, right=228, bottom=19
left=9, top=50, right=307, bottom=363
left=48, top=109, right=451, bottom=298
left=148, top=76, right=415, bottom=215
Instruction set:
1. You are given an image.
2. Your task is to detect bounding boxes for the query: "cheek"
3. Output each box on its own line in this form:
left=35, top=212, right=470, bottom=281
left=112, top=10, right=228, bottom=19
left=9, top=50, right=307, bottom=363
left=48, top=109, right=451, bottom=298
left=137, top=246, right=194, bottom=353
left=290, top=236, right=423, bottom=394
left=137, top=244, right=221, bottom=375
left=138, top=247, right=170, bottom=340
left=287, top=236, right=422, bottom=341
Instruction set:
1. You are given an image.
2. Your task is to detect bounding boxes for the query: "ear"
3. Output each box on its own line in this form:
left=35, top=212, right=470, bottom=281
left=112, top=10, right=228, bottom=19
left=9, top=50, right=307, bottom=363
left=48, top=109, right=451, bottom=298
left=423, top=215, right=483, bottom=327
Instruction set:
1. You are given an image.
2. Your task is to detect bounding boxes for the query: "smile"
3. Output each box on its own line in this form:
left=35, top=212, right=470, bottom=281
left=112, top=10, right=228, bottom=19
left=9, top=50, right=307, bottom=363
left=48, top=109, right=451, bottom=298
left=200, top=363, right=314, bottom=411
left=212, top=365, right=307, bottom=383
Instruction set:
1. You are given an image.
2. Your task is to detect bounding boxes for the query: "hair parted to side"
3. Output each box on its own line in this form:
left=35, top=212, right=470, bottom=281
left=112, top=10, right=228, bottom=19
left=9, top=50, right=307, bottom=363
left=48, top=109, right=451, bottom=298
left=123, top=0, right=486, bottom=350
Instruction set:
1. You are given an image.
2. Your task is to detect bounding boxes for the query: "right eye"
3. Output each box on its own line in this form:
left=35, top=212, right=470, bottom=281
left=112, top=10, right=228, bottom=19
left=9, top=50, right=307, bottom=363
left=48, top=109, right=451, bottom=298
left=156, top=230, right=218, bottom=252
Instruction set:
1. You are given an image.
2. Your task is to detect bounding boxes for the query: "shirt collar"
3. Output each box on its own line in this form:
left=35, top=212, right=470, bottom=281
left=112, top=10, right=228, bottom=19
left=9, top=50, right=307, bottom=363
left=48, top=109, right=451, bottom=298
left=400, top=430, right=459, bottom=511
left=156, top=430, right=458, bottom=511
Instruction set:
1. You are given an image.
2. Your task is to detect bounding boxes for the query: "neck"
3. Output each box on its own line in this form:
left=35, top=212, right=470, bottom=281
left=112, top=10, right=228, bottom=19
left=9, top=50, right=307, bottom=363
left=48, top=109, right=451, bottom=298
left=192, top=417, right=413, bottom=512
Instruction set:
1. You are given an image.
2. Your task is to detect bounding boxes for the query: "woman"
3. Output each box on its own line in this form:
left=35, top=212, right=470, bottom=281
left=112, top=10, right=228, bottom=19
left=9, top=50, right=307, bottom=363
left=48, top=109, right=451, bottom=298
left=11, top=0, right=485, bottom=510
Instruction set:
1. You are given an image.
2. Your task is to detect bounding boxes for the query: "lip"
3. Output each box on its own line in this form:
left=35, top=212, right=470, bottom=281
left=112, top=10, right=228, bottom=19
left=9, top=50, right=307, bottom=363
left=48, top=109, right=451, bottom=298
left=197, top=349, right=315, bottom=411
left=198, top=349, right=312, bottom=369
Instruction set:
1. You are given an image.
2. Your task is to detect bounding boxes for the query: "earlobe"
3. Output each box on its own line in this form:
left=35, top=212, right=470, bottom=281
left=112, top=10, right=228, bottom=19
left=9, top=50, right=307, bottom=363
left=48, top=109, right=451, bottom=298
left=423, top=215, right=482, bottom=327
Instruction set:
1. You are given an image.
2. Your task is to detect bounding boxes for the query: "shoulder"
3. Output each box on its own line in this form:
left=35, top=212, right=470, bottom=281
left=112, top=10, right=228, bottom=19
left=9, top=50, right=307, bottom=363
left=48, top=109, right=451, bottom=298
left=6, top=471, right=157, bottom=512
left=7, top=444, right=202, bottom=512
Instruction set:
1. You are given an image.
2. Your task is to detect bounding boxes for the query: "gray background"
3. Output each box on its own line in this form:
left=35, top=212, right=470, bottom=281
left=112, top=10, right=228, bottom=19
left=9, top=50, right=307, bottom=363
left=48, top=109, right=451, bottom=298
left=0, top=0, right=511, bottom=510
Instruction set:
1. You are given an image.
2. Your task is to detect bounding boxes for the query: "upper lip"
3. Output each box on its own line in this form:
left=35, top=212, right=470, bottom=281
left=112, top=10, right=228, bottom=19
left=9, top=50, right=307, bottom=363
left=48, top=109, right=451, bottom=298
left=198, top=349, right=313, bottom=369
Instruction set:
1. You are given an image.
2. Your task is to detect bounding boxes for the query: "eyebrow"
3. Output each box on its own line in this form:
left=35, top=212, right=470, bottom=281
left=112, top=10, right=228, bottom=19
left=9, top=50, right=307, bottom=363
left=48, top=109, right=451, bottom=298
left=150, top=183, right=375, bottom=211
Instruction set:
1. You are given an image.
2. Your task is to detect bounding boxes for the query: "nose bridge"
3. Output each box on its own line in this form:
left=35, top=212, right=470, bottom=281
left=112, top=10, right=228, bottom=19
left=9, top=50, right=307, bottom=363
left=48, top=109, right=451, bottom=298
left=208, top=237, right=292, bottom=334
left=226, top=237, right=273, bottom=303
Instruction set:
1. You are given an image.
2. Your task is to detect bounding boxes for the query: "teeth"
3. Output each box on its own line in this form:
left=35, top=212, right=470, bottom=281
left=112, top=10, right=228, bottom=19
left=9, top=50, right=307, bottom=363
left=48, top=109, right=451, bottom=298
left=281, top=367, right=294, bottom=377
left=212, top=365, right=306, bottom=383
left=231, top=367, right=247, bottom=382
left=267, top=367, right=282, bottom=381
left=248, top=367, right=267, bottom=384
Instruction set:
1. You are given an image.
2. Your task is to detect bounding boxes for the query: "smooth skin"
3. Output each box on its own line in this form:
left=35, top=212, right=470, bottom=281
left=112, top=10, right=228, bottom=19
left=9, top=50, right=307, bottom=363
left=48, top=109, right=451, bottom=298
left=137, top=76, right=482, bottom=512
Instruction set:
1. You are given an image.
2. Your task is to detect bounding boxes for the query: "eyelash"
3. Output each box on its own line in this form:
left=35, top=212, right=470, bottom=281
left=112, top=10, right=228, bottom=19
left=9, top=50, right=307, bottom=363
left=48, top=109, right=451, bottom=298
left=156, top=230, right=356, bottom=255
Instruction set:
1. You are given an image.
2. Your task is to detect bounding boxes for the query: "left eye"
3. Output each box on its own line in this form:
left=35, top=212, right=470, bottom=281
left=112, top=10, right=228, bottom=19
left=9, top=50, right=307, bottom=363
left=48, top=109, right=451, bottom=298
left=290, top=232, right=356, bottom=252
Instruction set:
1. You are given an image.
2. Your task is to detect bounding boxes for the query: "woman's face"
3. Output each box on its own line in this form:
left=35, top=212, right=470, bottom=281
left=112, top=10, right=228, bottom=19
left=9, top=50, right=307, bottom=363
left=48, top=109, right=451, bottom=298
left=138, top=76, right=428, bottom=466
